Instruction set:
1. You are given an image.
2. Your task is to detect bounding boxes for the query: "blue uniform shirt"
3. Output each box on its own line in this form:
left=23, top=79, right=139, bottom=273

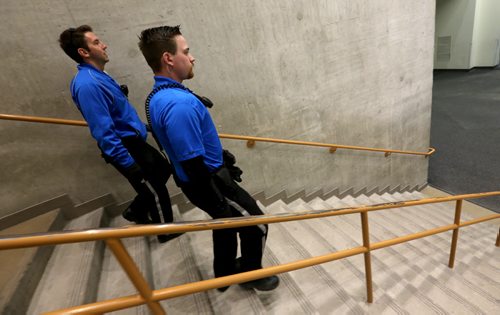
left=70, top=63, right=147, bottom=168
left=149, top=76, right=223, bottom=183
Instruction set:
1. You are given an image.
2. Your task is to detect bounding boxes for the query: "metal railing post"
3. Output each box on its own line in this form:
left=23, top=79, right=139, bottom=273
left=448, top=200, right=463, bottom=268
left=360, top=211, right=373, bottom=303
left=106, top=239, right=166, bottom=315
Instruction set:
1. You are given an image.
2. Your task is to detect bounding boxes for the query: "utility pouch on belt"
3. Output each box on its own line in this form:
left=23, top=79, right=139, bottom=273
left=222, top=149, right=243, bottom=182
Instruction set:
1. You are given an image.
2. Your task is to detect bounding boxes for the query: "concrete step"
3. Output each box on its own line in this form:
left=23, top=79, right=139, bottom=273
left=384, top=192, right=500, bottom=274
left=180, top=206, right=267, bottom=314
left=253, top=200, right=318, bottom=315
left=265, top=199, right=367, bottom=314
left=368, top=193, right=495, bottom=262
left=10, top=189, right=497, bottom=314
left=0, top=209, right=66, bottom=315
left=27, top=207, right=107, bottom=314
left=336, top=194, right=499, bottom=314
left=295, top=197, right=438, bottom=314
left=392, top=190, right=494, bottom=239
left=180, top=202, right=319, bottom=314
left=380, top=192, right=499, bottom=274
left=402, top=190, right=499, bottom=246
left=378, top=193, right=500, bottom=290
left=96, top=215, right=152, bottom=315
left=347, top=193, right=472, bottom=259
left=151, top=205, right=212, bottom=314
left=320, top=195, right=426, bottom=268
left=334, top=192, right=489, bottom=260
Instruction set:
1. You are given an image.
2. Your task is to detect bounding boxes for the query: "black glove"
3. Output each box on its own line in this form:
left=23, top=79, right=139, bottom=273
left=223, top=149, right=243, bottom=182
left=222, top=149, right=236, bottom=165
left=122, top=162, right=145, bottom=186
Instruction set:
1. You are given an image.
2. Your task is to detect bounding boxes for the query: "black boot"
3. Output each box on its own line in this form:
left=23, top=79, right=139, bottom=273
left=239, top=275, right=280, bottom=291
left=122, top=195, right=152, bottom=224
left=217, top=257, right=242, bottom=292
left=157, top=233, right=184, bottom=243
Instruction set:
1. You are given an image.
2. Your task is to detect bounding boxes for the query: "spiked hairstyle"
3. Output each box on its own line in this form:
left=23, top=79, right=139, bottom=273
left=138, top=25, right=182, bottom=72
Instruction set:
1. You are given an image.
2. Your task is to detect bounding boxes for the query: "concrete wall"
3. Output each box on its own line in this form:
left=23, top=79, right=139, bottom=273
left=470, top=0, right=500, bottom=67
left=0, top=0, right=435, bottom=217
left=434, top=0, right=477, bottom=69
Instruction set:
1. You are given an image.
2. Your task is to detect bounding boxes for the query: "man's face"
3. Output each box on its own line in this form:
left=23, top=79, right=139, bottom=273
left=80, top=32, right=109, bottom=67
left=170, top=35, right=195, bottom=81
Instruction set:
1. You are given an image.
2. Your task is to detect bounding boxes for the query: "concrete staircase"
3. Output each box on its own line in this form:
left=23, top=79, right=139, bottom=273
left=27, top=208, right=107, bottom=314
left=1, top=190, right=499, bottom=314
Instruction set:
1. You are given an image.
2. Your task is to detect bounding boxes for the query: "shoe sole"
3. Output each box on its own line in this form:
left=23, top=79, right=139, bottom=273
left=157, top=233, right=184, bottom=243
left=239, top=278, right=280, bottom=291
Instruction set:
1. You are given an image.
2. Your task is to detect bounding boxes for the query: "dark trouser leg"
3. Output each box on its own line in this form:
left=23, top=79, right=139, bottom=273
left=214, top=173, right=268, bottom=273
left=215, top=177, right=279, bottom=291
left=111, top=161, right=158, bottom=223
left=181, top=182, right=239, bottom=277
left=212, top=227, right=238, bottom=277
left=146, top=179, right=173, bottom=223
left=138, top=182, right=162, bottom=224
left=124, top=139, right=173, bottom=223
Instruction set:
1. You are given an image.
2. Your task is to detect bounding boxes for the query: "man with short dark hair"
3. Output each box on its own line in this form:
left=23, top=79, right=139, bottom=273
left=59, top=25, right=179, bottom=243
left=138, top=25, right=279, bottom=291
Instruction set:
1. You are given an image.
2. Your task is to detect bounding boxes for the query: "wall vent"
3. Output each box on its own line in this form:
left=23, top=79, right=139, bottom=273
left=437, top=36, right=451, bottom=62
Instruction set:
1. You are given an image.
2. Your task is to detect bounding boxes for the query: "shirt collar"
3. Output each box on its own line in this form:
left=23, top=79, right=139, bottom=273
left=153, top=76, right=186, bottom=88
left=77, top=63, right=102, bottom=72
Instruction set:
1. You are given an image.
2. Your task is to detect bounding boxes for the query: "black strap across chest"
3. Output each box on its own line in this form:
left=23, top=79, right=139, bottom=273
left=144, top=83, right=213, bottom=152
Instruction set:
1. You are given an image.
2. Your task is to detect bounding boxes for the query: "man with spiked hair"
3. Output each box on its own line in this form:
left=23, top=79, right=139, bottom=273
left=59, top=25, right=180, bottom=243
left=138, top=25, right=279, bottom=292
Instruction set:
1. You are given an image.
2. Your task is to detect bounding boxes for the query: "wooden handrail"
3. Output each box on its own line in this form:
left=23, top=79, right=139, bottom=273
left=0, top=114, right=88, bottom=126
left=0, top=113, right=435, bottom=157
left=218, top=133, right=436, bottom=156
left=1, top=191, right=499, bottom=314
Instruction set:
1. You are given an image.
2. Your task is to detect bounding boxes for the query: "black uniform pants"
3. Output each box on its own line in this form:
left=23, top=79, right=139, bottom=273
left=181, top=167, right=268, bottom=278
left=112, top=137, right=173, bottom=223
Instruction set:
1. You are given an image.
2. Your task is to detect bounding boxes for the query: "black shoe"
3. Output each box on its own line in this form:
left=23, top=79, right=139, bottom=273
left=239, top=275, right=280, bottom=291
left=157, top=233, right=184, bottom=243
left=217, top=286, right=229, bottom=292
left=216, top=257, right=242, bottom=292
left=122, top=207, right=151, bottom=224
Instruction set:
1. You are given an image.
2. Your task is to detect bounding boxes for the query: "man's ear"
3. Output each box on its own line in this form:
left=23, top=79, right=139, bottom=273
left=162, top=51, right=174, bottom=67
left=77, top=47, right=90, bottom=59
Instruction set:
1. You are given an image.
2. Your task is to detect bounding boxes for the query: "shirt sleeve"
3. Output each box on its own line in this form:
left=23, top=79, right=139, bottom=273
left=76, top=83, right=135, bottom=168
left=164, top=99, right=206, bottom=161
